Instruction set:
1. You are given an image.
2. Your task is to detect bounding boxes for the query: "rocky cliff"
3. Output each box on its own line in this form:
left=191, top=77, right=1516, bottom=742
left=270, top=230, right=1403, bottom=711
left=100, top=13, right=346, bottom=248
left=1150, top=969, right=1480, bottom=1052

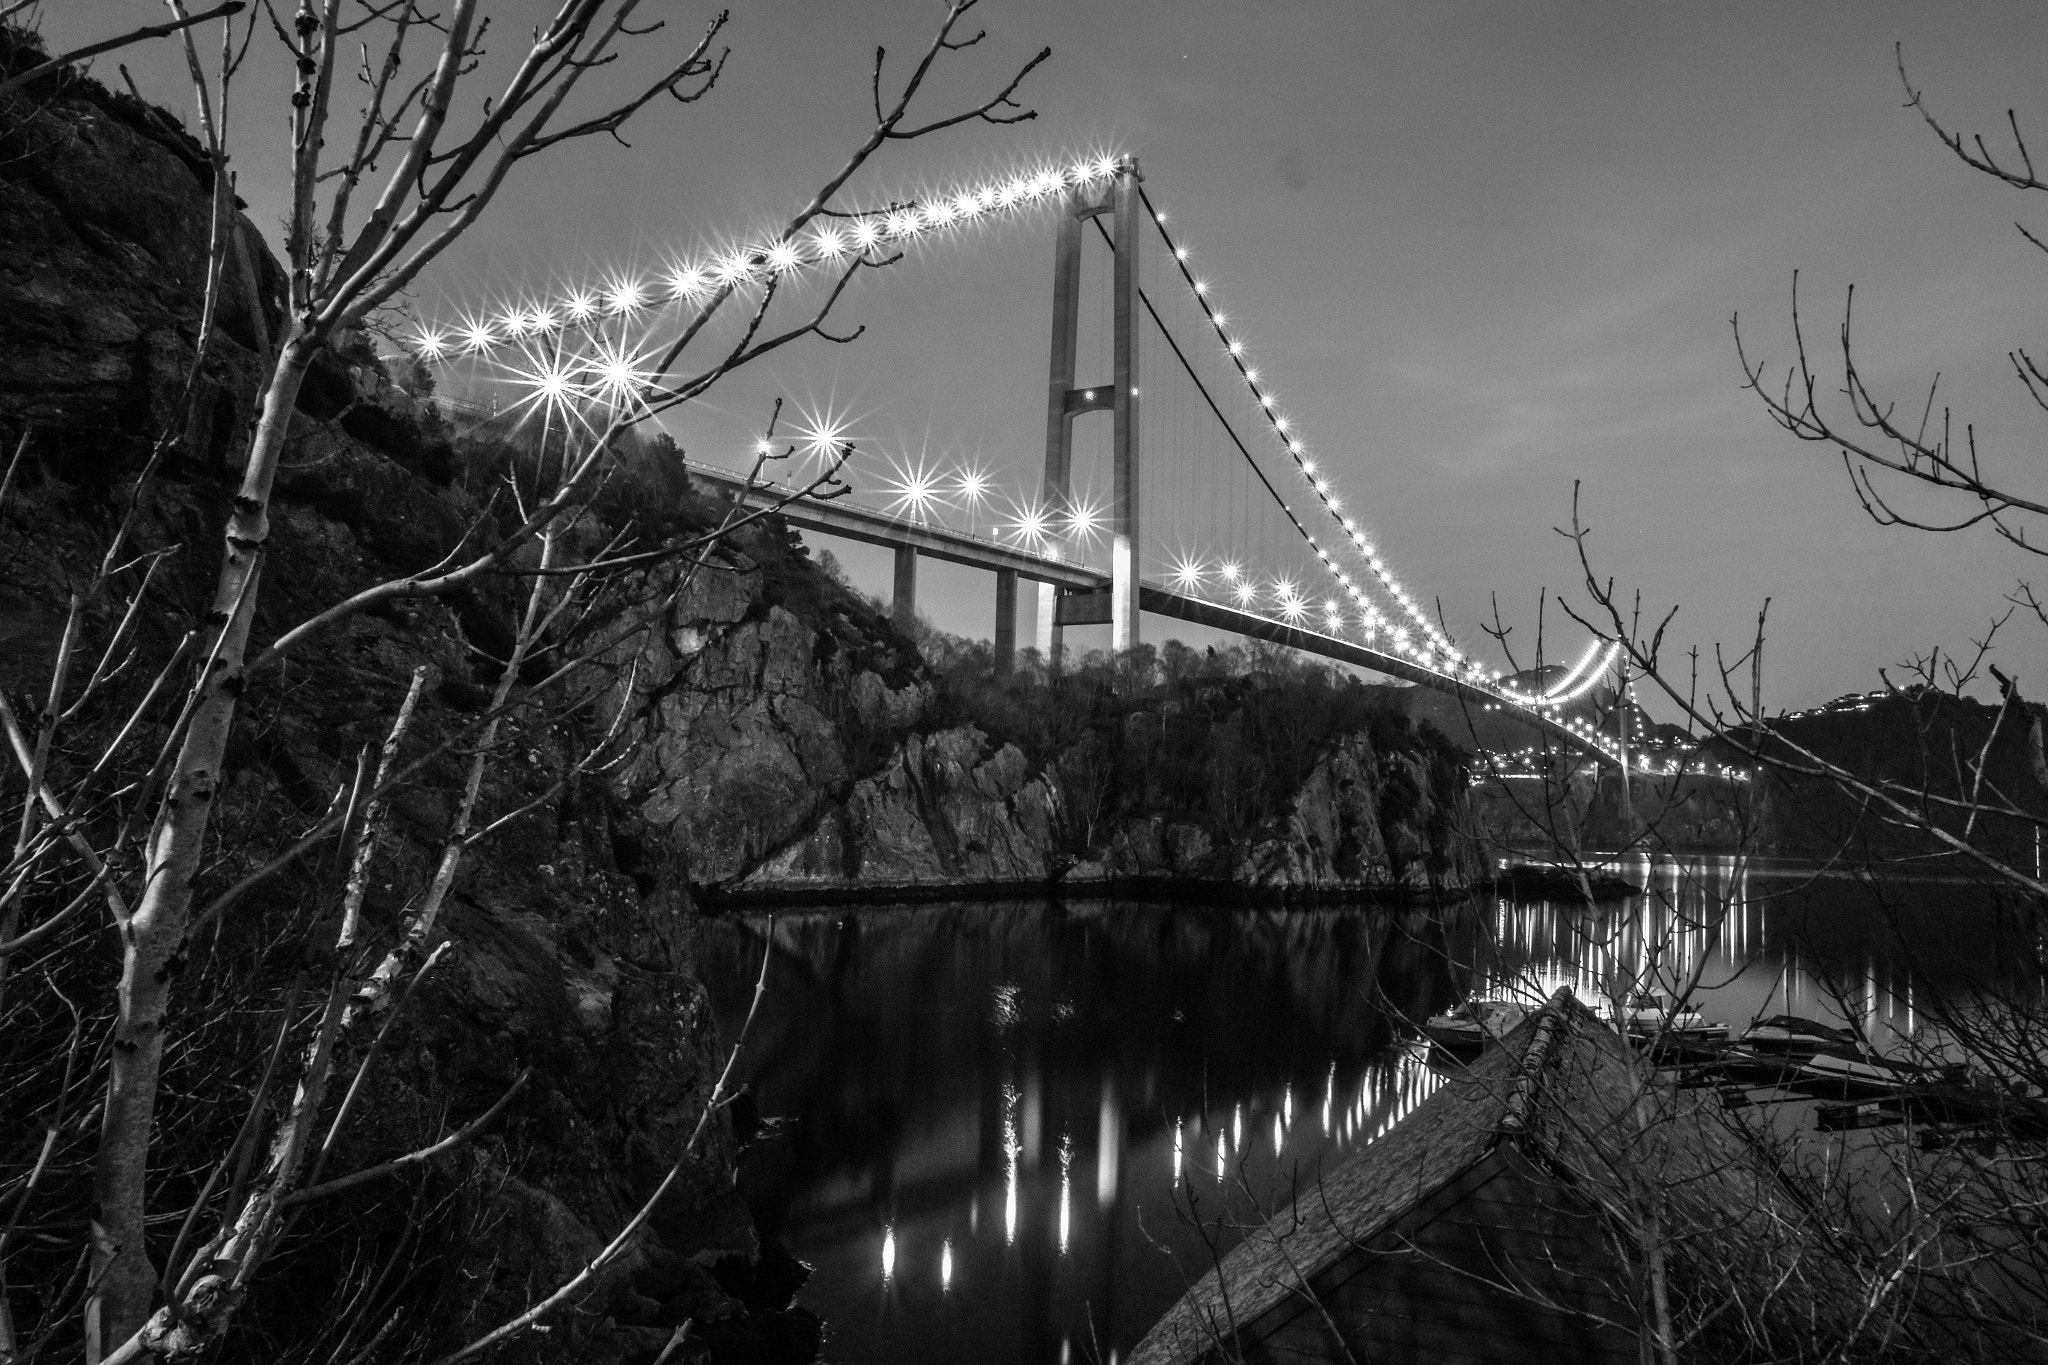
left=0, top=38, right=830, bottom=1364
left=726, top=672, right=1484, bottom=902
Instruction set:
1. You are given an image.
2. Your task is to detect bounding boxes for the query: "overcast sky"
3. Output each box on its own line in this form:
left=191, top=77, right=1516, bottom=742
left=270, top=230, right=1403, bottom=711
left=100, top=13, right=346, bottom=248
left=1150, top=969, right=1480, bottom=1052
left=46, top=1, right=2048, bottom=711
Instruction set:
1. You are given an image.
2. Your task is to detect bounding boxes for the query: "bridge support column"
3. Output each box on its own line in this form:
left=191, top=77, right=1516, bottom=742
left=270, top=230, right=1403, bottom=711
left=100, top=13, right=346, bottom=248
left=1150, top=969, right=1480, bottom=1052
left=891, top=544, right=917, bottom=630
left=994, top=569, right=1018, bottom=677
left=1109, top=164, right=1140, bottom=653
left=1040, top=157, right=1142, bottom=664
left=1034, top=581, right=1060, bottom=665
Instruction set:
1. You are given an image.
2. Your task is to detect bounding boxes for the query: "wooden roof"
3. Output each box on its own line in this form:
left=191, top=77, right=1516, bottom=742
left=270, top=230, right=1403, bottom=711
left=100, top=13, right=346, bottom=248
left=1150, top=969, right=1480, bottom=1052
left=1128, top=987, right=1843, bottom=1365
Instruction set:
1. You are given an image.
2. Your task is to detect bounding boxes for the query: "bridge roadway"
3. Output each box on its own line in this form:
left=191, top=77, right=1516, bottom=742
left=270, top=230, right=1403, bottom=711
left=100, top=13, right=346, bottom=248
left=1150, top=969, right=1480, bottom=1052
left=686, top=462, right=1610, bottom=762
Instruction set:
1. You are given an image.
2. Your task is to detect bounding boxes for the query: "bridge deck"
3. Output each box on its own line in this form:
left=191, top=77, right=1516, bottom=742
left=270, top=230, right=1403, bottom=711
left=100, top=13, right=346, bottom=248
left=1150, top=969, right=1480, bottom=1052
left=687, top=462, right=1610, bottom=763
left=686, top=462, right=1108, bottom=590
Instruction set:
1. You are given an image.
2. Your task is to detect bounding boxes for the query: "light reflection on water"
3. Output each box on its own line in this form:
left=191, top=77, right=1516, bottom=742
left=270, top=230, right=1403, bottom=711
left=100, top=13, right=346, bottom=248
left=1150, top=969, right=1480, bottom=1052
left=700, top=869, right=2025, bottom=1365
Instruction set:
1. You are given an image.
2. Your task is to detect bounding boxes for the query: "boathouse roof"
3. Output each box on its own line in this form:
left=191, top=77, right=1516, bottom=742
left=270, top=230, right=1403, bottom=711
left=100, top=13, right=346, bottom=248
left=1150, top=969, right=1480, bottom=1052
left=1128, top=986, right=1838, bottom=1365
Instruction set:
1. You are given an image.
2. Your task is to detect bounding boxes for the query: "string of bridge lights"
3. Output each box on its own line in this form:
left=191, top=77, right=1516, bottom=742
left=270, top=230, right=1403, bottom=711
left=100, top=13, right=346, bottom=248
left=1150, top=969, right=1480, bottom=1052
left=1131, top=183, right=1472, bottom=681
left=403, top=149, right=1628, bottom=740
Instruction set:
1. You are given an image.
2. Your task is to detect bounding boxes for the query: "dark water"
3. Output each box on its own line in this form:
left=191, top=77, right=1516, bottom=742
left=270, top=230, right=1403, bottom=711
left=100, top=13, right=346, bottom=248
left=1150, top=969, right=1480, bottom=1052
left=700, top=860, right=2035, bottom=1365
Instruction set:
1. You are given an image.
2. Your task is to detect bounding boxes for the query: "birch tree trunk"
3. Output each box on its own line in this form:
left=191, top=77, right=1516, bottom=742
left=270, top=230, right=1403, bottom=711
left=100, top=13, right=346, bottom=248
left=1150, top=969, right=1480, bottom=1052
left=88, top=333, right=316, bottom=1357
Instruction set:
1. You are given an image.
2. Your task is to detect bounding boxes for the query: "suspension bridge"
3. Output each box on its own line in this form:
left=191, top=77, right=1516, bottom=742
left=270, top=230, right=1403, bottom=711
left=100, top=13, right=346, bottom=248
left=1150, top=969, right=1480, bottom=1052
left=408, top=154, right=1631, bottom=765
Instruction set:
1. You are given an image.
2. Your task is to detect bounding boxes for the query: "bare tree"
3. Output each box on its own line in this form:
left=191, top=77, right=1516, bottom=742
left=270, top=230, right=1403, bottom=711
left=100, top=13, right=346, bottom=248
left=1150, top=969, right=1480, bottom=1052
left=1507, top=49, right=2048, bottom=1357
left=0, top=1, right=1050, bottom=1359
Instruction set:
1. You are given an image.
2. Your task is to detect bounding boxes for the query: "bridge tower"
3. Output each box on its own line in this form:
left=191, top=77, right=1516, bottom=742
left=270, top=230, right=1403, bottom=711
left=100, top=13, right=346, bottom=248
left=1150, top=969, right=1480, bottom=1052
left=1038, top=157, right=1141, bottom=664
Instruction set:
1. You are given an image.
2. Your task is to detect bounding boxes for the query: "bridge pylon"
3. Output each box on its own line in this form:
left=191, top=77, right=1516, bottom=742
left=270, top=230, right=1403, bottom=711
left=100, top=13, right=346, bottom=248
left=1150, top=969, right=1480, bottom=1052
left=1038, top=157, right=1141, bottom=665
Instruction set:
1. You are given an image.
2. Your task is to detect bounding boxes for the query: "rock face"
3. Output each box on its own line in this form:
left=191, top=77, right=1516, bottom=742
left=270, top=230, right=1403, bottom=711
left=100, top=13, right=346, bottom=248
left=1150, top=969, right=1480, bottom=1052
left=734, top=722, right=1481, bottom=900
left=744, top=726, right=1065, bottom=887
left=1235, top=737, right=1484, bottom=889
left=609, top=562, right=927, bottom=885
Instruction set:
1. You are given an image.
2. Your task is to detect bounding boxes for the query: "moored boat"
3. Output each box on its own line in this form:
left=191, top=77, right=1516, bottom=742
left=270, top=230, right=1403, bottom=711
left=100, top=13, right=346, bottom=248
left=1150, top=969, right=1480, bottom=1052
left=1617, top=991, right=1729, bottom=1043
left=1739, top=1015, right=1860, bottom=1055
left=1422, top=998, right=1529, bottom=1053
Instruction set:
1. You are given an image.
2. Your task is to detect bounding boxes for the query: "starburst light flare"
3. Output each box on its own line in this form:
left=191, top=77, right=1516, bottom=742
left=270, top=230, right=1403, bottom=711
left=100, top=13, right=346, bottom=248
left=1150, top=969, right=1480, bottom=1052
left=1004, top=500, right=1053, bottom=551
left=883, top=458, right=947, bottom=523
left=585, top=341, right=654, bottom=409
left=1065, top=498, right=1105, bottom=543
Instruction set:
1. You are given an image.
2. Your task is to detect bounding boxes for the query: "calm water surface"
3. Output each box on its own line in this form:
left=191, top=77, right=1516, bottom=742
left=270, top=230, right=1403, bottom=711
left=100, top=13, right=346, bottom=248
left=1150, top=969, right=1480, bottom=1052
left=701, top=859, right=2033, bottom=1365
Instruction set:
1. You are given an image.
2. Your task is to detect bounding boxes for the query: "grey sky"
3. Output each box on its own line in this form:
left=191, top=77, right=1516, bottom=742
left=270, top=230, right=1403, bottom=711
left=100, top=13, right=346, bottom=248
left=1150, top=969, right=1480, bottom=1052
left=44, top=1, right=2048, bottom=710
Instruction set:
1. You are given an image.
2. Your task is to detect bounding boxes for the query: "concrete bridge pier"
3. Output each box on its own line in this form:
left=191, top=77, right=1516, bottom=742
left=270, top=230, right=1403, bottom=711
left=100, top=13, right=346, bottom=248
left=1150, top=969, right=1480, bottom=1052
left=994, top=569, right=1018, bottom=677
left=892, top=544, right=918, bottom=629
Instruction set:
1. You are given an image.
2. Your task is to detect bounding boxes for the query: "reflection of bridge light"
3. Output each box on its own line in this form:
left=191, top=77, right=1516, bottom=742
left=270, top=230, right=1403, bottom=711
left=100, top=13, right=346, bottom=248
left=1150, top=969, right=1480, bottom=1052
left=1172, top=1122, right=1183, bottom=1182
left=1058, top=1137, right=1072, bottom=1254
left=941, top=1240, right=953, bottom=1291
left=1003, top=1083, right=1021, bottom=1245
left=1216, top=1131, right=1227, bottom=1182
left=1273, top=1113, right=1284, bottom=1156
left=881, top=1225, right=895, bottom=1285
